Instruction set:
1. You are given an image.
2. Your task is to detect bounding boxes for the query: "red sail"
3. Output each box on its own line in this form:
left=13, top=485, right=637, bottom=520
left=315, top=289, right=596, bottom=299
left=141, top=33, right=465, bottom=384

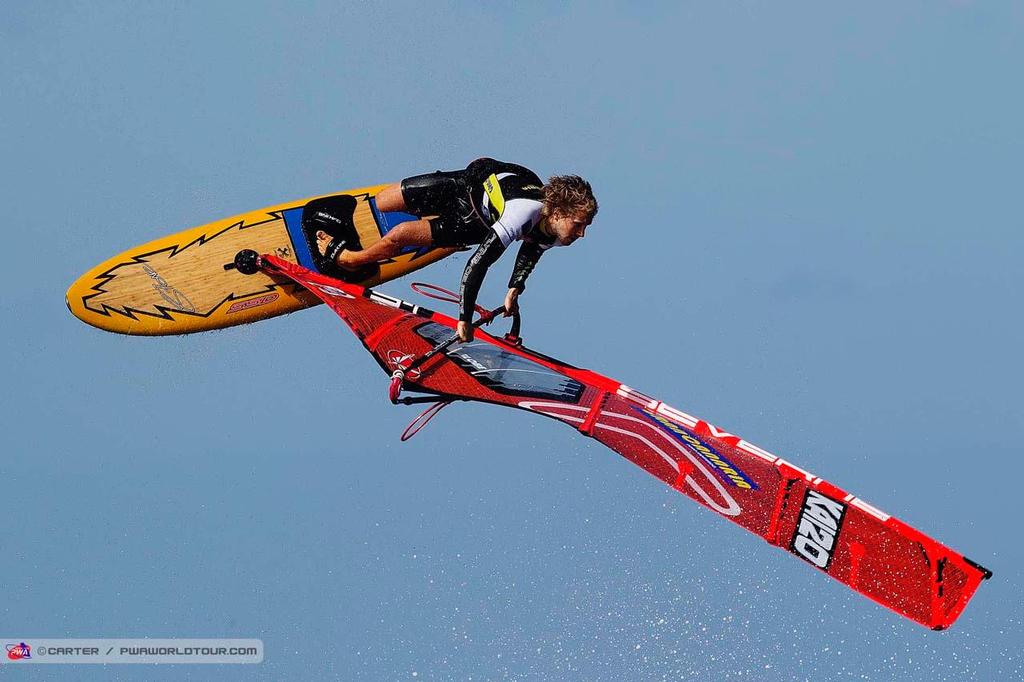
left=260, top=254, right=991, bottom=630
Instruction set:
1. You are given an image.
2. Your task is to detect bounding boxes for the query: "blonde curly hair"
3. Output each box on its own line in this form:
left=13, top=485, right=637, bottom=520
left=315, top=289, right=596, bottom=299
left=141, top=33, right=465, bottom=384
left=541, top=175, right=598, bottom=220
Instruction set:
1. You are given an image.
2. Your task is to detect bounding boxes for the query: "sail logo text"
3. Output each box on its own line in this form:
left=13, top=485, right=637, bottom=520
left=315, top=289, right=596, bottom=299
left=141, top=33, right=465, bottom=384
left=790, top=490, right=846, bottom=570
left=637, top=409, right=757, bottom=490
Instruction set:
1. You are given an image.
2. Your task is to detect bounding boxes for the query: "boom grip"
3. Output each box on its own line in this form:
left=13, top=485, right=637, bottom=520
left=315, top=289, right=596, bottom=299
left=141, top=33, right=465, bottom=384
left=507, top=307, right=521, bottom=340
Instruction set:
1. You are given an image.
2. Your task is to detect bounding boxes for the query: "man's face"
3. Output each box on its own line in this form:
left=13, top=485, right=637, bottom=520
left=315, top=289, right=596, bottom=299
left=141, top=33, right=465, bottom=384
left=549, top=211, right=592, bottom=246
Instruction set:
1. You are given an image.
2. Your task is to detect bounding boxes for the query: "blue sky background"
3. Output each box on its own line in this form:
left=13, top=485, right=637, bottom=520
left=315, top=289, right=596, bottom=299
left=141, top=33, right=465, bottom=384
left=3, top=2, right=1021, bottom=679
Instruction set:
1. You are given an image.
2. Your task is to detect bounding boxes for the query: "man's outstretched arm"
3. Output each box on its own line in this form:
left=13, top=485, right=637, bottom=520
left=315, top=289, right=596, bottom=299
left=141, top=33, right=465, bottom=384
left=458, top=232, right=507, bottom=340
left=508, top=239, right=545, bottom=294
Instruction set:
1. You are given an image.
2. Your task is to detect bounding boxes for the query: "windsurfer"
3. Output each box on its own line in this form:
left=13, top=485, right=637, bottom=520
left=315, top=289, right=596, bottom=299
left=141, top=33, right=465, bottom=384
left=313, top=158, right=597, bottom=342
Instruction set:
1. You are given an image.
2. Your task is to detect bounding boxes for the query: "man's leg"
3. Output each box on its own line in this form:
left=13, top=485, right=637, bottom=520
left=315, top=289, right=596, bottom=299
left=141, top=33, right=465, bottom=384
left=373, top=184, right=406, bottom=212
left=316, top=218, right=433, bottom=269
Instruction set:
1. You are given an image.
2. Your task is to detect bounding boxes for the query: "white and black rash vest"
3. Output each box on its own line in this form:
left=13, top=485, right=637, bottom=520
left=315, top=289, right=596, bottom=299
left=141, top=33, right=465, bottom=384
left=459, top=158, right=560, bottom=323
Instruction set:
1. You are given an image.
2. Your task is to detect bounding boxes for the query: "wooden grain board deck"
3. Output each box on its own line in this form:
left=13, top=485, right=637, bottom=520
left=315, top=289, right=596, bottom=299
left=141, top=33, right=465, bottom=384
left=66, top=183, right=455, bottom=335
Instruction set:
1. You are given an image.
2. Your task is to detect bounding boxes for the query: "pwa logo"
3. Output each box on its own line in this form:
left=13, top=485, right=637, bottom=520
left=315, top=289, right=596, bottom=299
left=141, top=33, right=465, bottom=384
left=790, top=490, right=846, bottom=570
left=6, top=642, right=31, bottom=660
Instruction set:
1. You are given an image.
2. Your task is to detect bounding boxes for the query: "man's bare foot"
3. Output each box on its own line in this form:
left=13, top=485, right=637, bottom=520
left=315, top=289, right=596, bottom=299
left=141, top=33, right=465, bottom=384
left=315, top=230, right=361, bottom=270
left=315, top=230, right=340, bottom=263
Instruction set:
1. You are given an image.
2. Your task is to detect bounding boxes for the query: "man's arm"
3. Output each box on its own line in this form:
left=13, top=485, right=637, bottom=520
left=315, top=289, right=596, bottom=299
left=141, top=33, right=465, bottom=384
left=460, top=231, right=508, bottom=324
left=508, top=239, right=545, bottom=293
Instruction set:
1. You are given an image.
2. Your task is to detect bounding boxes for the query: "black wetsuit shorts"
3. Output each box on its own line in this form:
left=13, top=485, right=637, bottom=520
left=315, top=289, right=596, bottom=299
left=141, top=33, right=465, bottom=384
left=399, top=170, right=489, bottom=248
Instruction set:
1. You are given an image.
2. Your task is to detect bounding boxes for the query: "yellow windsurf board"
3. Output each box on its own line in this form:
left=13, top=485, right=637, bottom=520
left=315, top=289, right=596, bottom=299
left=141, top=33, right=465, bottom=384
left=66, top=184, right=454, bottom=335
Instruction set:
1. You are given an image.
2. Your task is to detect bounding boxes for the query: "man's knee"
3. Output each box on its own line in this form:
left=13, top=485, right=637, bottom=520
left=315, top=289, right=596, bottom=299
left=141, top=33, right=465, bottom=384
left=374, top=184, right=405, bottom=212
left=391, top=219, right=433, bottom=245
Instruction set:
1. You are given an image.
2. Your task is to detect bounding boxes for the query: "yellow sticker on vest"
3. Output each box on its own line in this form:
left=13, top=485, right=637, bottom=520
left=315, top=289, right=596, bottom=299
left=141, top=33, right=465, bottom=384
left=483, top=174, right=505, bottom=216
